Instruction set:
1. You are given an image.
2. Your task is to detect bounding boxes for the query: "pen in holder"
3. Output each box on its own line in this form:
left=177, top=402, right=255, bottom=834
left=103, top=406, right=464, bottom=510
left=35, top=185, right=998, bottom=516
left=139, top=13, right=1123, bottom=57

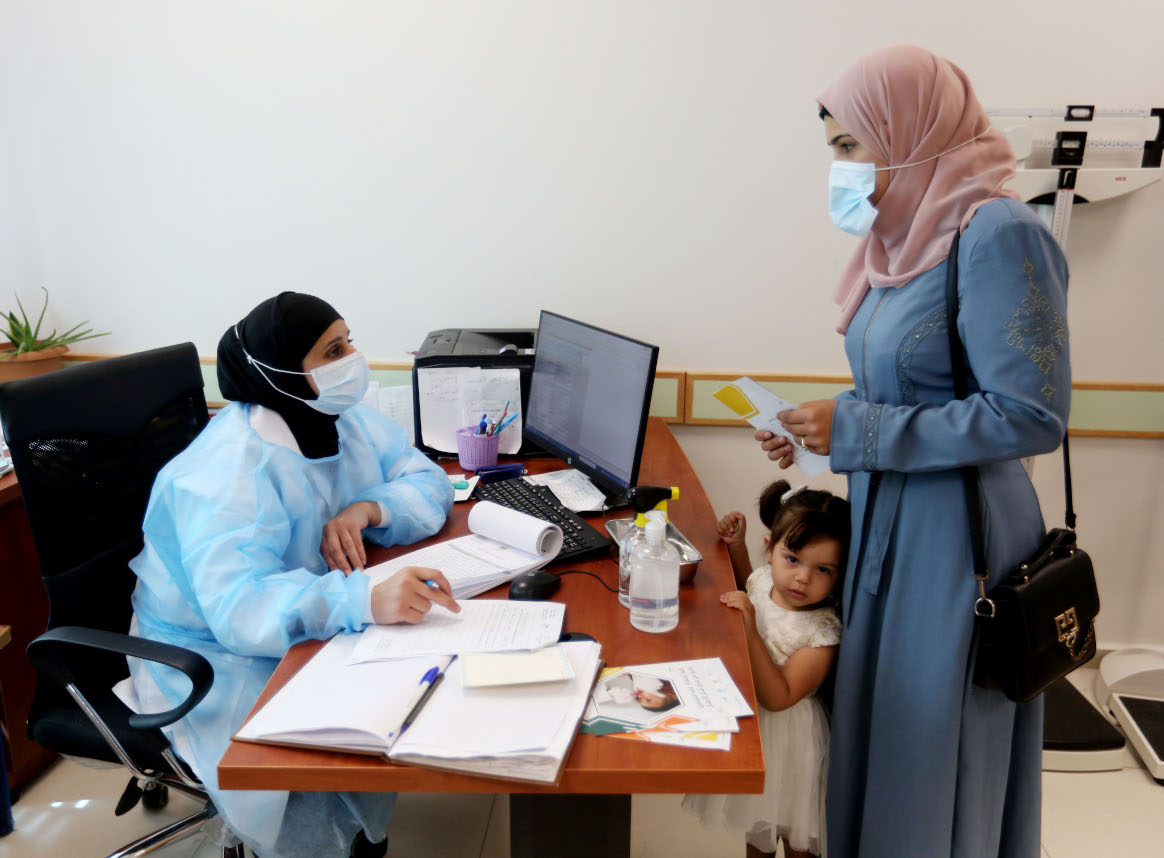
left=456, top=426, right=500, bottom=471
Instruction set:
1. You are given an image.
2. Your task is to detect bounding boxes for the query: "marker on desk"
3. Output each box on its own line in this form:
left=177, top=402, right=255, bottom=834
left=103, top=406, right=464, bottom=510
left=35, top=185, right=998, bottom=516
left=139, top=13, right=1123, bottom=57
left=476, top=414, right=488, bottom=436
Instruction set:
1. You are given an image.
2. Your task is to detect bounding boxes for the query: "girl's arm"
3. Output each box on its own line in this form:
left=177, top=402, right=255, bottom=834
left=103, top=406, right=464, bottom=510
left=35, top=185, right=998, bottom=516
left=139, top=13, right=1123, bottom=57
left=747, top=635, right=836, bottom=712
left=717, top=511, right=752, bottom=589
left=723, top=592, right=836, bottom=711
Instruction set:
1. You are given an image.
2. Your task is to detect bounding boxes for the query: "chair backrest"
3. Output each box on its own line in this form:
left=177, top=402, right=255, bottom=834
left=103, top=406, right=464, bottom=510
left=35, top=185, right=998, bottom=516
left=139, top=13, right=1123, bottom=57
left=0, top=344, right=208, bottom=697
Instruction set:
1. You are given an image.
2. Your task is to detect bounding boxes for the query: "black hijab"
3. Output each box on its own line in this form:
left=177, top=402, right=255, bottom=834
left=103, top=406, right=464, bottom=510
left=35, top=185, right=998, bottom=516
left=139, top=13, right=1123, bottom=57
left=217, top=292, right=344, bottom=459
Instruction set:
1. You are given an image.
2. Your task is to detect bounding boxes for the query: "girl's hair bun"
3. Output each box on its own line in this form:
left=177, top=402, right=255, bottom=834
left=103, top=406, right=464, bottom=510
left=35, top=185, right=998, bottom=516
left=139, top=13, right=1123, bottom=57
left=758, top=480, right=792, bottom=529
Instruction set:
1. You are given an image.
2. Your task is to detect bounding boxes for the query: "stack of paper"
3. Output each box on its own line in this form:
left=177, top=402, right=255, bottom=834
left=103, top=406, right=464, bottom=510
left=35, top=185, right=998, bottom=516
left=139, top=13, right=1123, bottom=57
left=581, top=658, right=752, bottom=751
left=525, top=470, right=607, bottom=513
left=350, top=600, right=565, bottom=662
left=366, top=502, right=562, bottom=599
left=388, top=640, right=602, bottom=784
left=235, top=633, right=602, bottom=785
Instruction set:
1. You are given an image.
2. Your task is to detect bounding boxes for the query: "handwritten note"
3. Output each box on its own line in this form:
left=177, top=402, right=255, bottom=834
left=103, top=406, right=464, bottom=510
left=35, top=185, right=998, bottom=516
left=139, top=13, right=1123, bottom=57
left=416, top=367, right=522, bottom=454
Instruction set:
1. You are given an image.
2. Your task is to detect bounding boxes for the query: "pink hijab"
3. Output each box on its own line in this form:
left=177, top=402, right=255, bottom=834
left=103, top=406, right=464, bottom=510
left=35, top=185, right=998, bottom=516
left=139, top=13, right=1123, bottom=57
left=818, top=46, right=1018, bottom=333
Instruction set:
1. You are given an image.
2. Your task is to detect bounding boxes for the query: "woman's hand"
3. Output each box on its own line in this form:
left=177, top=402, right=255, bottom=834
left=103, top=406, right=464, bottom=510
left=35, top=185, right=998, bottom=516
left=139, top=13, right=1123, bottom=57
left=370, top=566, right=459, bottom=625
left=716, top=511, right=747, bottom=546
left=753, top=399, right=837, bottom=467
left=779, top=399, right=836, bottom=455
left=721, top=590, right=756, bottom=628
left=754, top=429, right=796, bottom=469
left=321, top=501, right=381, bottom=574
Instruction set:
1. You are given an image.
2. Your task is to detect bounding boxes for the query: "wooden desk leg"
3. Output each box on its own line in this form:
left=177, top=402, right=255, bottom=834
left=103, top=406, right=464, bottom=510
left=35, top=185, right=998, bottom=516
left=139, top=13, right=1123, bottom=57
left=509, top=794, right=631, bottom=858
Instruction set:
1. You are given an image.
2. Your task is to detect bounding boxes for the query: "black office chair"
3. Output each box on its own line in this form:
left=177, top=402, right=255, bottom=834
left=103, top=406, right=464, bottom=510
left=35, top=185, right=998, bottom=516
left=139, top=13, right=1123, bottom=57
left=0, top=343, right=241, bottom=858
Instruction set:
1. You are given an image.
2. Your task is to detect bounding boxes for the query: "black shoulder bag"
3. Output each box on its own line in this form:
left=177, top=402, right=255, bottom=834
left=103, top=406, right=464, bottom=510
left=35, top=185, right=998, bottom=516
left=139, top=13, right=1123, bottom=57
left=945, top=229, right=1099, bottom=704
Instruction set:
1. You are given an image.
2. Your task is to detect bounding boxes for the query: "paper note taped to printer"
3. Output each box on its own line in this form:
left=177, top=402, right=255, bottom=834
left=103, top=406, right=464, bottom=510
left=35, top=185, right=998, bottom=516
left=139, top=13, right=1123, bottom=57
left=416, top=367, right=523, bottom=455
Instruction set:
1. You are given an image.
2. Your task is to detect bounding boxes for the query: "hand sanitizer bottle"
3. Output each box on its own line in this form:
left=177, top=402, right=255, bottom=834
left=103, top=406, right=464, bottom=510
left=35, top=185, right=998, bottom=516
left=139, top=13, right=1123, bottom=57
left=629, top=516, right=680, bottom=633
left=618, top=513, right=648, bottom=608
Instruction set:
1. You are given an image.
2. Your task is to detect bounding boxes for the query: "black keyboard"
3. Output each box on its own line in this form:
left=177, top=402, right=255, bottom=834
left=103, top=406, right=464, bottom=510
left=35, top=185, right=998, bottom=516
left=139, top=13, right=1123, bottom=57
left=473, top=478, right=612, bottom=561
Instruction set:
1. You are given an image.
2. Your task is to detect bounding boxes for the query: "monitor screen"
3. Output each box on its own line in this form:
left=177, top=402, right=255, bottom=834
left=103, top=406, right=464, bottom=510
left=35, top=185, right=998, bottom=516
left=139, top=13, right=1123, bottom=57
left=524, top=312, right=659, bottom=497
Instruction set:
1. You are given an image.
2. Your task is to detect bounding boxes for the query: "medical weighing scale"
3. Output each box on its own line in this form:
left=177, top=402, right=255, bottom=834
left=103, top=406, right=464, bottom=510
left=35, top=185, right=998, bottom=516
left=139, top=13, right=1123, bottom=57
left=990, top=105, right=1164, bottom=778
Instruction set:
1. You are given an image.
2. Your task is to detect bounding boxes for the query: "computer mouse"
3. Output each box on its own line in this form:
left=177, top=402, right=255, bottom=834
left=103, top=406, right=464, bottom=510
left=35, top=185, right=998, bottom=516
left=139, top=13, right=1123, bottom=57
left=508, top=570, right=561, bottom=601
left=497, top=343, right=518, bottom=355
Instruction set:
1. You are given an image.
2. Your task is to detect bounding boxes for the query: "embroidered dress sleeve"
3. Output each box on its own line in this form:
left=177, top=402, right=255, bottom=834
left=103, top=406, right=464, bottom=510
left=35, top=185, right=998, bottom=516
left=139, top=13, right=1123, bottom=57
left=830, top=216, right=1069, bottom=473
left=348, top=407, right=454, bottom=547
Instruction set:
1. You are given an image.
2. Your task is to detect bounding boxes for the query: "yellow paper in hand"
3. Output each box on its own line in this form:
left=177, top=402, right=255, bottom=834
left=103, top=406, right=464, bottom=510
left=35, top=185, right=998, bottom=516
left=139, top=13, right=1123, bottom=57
left=713, top=384, right=760, bottom=419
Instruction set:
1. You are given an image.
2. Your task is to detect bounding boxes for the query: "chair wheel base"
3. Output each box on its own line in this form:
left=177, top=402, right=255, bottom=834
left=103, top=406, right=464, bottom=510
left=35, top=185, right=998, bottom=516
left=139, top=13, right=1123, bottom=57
left=142, top=782, right=169, bottom=810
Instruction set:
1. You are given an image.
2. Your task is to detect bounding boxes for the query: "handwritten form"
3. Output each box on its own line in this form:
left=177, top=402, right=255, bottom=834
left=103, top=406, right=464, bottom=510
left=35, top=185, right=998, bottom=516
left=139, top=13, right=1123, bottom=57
left=713, top=377, right=831, bottom=477
left=416, top=367, right=522, bottom=454
left=351, top=600, right=566, bottom=661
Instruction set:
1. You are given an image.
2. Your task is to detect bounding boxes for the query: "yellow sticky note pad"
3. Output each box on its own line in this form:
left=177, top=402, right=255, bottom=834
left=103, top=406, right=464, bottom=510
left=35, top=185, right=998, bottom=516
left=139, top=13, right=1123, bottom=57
left=713, top=384, right=759, bottom=419
left=460, top=646, right=575, bottom=688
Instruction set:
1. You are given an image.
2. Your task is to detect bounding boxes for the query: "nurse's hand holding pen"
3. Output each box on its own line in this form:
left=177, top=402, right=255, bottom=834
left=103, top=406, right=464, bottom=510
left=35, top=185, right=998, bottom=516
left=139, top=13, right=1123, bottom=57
left=755, top=399, right=837, bottom=469
left=371, top=567, right=459, bottom=625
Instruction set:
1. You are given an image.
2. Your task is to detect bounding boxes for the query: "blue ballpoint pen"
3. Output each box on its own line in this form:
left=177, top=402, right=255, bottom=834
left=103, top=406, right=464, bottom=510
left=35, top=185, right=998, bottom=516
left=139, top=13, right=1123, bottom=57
left=476, top=413, right=488, bottom=435
left=493, top=412, right=519, bottom=435
left=393, top=661, right=442, bottom=735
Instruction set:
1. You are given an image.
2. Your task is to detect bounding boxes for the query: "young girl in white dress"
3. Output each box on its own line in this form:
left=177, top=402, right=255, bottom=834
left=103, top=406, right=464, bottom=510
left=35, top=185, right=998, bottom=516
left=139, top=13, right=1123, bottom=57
left=684, top=480, right=850, bottom=858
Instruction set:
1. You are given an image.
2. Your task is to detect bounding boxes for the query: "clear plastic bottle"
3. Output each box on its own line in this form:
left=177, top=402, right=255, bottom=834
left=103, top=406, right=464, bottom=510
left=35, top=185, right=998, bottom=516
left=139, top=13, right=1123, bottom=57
left=618, top=513, right=648, bottom=608
left=629, top=516, right=680, bottom=633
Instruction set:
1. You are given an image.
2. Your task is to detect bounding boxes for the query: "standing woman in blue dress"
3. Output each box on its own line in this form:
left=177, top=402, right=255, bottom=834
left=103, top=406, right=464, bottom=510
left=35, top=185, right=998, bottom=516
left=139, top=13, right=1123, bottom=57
left=126, top=292, right=457, bottom=858
left=758, top=46, right=1070, bottom=856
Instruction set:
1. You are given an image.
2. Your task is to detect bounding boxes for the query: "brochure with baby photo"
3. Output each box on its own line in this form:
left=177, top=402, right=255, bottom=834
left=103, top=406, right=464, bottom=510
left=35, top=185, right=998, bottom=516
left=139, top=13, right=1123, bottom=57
left=580, top=657, right=752, bottom=737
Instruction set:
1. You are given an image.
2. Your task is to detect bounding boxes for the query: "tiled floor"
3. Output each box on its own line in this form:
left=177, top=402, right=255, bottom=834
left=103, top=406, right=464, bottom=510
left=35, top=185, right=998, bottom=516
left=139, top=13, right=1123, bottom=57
left=5, top=668, right=1160, bottom=857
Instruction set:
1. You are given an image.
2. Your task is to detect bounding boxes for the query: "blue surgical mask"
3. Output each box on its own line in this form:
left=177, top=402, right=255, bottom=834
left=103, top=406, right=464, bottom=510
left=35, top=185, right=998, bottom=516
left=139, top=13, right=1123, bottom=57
left=235, top=326, right=370, bottom=415
left=827, top=128, right=992, bottom=237
left=828, top=161, right=879, bottom=237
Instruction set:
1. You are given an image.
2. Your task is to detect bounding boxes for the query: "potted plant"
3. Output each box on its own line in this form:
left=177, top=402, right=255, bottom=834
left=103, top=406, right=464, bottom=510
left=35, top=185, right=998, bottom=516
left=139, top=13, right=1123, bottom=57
left=1, top=288, right=109, bottom=382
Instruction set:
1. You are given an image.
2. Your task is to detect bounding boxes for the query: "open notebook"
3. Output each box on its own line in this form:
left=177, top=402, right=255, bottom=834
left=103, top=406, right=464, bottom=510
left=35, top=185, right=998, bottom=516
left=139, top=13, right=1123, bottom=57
left=233, top=632, right=602, bottom=785
left=367, top=502, right=563, bottom=599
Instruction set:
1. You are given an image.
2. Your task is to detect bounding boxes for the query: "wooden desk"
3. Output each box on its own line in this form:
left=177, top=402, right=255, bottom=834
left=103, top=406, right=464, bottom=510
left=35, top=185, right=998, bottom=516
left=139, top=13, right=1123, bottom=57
left=0, top=471, right=56, bottom=795
left=218, top=420, right=762, bottom=856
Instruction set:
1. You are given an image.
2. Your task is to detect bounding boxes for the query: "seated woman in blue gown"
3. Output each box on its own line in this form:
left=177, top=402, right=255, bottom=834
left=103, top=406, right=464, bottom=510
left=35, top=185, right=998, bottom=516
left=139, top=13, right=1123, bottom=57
left=125, top=292, right=456, bottom=858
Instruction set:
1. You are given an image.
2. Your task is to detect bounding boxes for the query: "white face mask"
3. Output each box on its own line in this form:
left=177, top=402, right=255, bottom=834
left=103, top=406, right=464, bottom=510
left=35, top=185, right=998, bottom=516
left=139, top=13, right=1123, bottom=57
left=234, top=326, right=370, bottom=415
left=827, top=128, right=991, bottom=238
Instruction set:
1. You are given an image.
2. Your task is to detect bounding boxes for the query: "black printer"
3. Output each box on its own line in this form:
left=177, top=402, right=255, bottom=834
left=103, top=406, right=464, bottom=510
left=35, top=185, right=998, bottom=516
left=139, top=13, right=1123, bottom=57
left=411, top=328, right=539, bottom=457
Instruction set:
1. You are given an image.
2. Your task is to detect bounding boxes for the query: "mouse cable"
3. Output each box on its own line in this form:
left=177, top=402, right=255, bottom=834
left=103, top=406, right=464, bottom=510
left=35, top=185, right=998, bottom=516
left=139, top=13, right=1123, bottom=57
left=557, top=569, right=618, bottom=594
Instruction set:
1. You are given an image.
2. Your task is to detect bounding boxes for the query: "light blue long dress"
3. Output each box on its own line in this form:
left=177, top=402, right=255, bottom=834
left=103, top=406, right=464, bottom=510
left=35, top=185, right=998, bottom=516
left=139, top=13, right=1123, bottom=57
left=824, top=198, right=1069, bottom=857
left=127, top=402, right=453, bottom=858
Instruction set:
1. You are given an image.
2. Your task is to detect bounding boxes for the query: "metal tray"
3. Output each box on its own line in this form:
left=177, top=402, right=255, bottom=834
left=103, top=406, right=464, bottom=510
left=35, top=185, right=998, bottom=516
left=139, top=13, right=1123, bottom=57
left=604, top=517, right=703, bottom=583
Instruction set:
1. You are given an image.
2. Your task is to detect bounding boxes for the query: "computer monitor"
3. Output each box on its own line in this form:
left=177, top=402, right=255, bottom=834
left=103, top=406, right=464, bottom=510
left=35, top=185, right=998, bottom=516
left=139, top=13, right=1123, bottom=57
left=523, top=311, right=659, bottom=502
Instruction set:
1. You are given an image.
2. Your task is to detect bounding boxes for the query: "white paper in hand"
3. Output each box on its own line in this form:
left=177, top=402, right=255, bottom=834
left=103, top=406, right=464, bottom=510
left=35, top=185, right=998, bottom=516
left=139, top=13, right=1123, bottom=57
left=713, top=378, right=831, bottom=477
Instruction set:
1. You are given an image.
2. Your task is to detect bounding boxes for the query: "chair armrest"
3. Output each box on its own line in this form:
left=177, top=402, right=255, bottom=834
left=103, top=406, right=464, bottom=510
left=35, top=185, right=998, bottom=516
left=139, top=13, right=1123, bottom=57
left=27, top=627, right=214, bottom=731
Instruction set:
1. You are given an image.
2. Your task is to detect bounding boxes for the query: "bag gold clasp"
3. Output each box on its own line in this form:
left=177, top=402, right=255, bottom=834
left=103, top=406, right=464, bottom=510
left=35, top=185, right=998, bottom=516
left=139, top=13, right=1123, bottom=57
left=1055, top=607, right=1079, bottom=650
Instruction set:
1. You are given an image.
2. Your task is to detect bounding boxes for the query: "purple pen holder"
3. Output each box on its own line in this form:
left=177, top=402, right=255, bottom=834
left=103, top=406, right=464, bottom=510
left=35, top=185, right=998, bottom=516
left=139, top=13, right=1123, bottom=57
left=456, top=426, right=500, bottom=471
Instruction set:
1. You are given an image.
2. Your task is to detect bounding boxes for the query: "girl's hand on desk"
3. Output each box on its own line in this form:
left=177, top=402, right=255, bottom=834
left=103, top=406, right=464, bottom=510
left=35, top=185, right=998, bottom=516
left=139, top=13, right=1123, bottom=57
left=717, top=511, right=747, bottom=545
left=371, top=566, right=459, bottom=625
left=322, top=501, right=380, bottom=574
left=721, top=590, right=756, bottom=627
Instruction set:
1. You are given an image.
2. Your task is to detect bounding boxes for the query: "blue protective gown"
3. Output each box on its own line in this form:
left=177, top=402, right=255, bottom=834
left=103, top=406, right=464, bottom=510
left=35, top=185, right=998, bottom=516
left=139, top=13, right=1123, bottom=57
left=127, top=402, right=453, bottom=858
left=824, top=199, right=1069, bottom=857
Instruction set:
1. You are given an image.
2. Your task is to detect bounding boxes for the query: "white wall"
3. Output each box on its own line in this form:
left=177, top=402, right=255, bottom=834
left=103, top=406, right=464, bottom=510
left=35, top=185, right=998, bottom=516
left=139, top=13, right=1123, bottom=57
left=1, top=2, right=1160, bottom=643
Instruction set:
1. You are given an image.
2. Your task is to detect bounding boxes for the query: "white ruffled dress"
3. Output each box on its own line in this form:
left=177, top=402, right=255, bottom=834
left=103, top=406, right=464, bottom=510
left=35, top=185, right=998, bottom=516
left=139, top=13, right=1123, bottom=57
left=683, top=565, right=842, bottom=855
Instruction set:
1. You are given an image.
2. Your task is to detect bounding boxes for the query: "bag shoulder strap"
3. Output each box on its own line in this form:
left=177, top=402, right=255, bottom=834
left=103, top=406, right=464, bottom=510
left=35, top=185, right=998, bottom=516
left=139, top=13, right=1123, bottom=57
left=943, top=229, right=1074, bottom=610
